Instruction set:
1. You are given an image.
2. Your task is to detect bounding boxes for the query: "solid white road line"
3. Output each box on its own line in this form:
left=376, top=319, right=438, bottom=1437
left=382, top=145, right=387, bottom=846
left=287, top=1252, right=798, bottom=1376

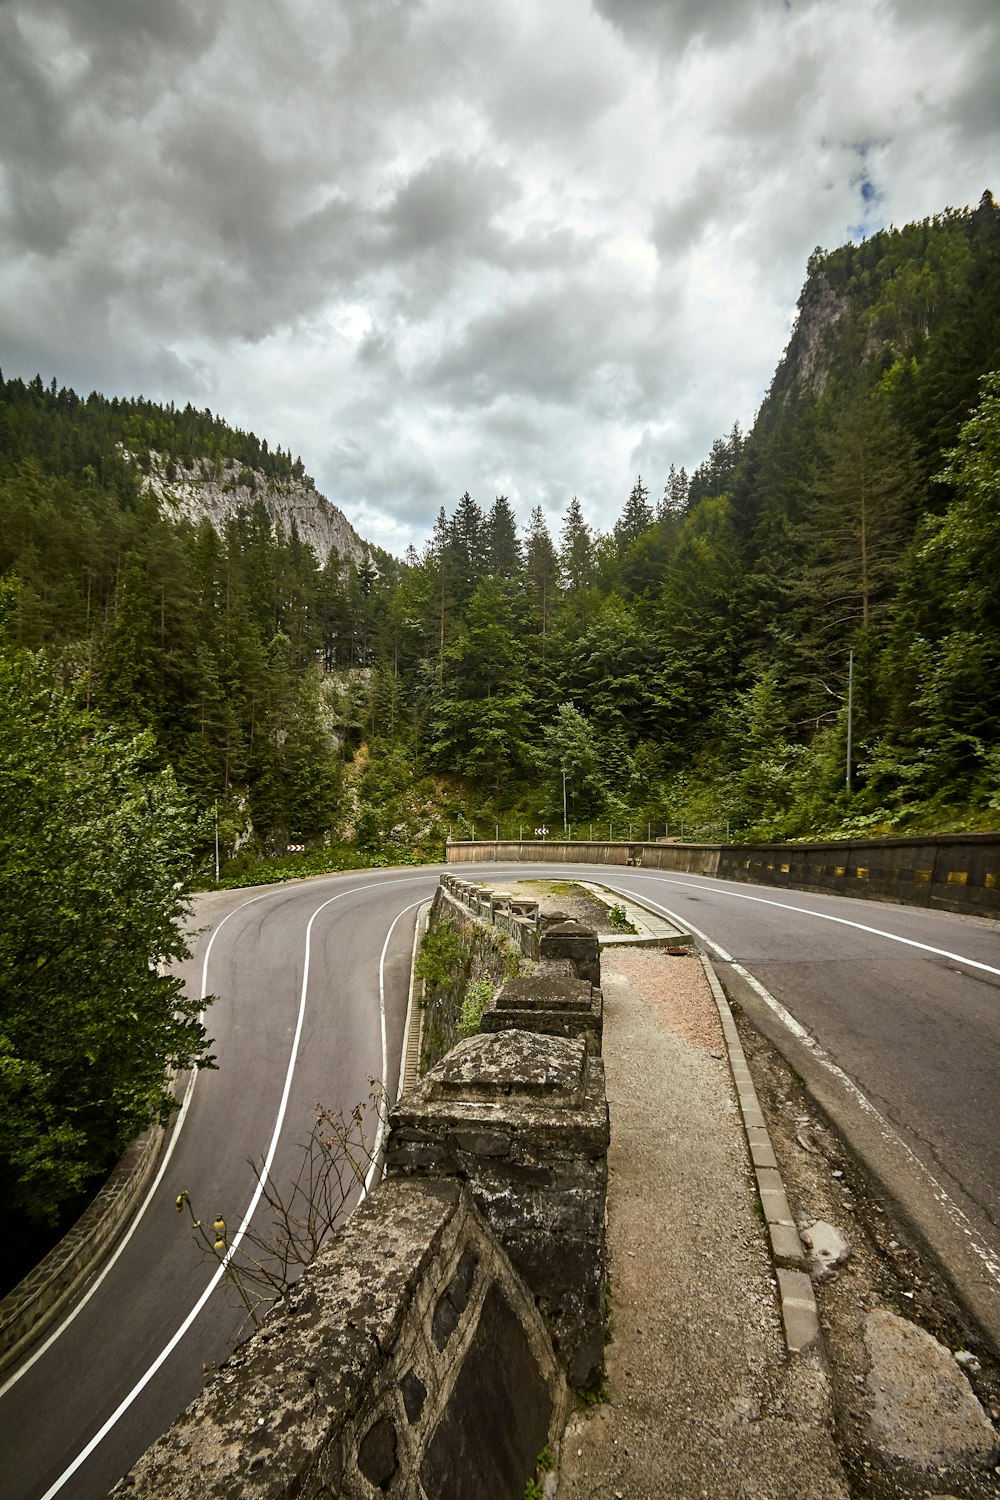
left=361, top=900, right=424, bottom=1202
left=37, top=875, right=428, bottom=1500
left=397, top=902, right=429, bottom=1104
left=621, top=870, right=1000, bottom=978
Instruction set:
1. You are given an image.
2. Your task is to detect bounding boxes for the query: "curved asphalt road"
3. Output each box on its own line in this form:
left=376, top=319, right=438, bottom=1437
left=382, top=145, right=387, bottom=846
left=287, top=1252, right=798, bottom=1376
left=1, top=860, right=998, bottom=1497
left=0, top=867, right=440, bottom=1500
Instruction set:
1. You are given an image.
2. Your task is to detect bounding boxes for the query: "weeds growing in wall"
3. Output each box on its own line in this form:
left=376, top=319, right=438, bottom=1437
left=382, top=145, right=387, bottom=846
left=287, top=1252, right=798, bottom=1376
left=417, top=895, right=532, bottom=1071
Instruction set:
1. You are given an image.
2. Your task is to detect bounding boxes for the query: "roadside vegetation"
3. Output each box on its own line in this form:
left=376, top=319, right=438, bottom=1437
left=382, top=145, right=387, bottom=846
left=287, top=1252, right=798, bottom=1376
left=0, top=581, right=215, bottom=1281
left=2, top=198, right=999, bottom=870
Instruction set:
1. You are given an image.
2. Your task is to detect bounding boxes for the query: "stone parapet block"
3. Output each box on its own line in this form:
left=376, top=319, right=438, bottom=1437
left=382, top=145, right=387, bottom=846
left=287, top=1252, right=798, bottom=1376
left=114, top=1179, right=570, bottom=1500
left=481, top=974, right=603, bottom=1055
left=539, top=920, right=601, bottom=986
left=387, top=1031, right=609, bottom=1389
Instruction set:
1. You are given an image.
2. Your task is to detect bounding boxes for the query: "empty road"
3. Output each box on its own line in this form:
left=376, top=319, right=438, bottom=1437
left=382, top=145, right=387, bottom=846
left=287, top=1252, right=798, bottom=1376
left=2, top=859, right=998, bottom=1497
left=0, top=868, right=439, bottom=1500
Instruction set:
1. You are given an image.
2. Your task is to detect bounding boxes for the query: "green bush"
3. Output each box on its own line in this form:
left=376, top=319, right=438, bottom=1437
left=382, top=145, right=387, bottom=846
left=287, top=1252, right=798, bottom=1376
left=415, top=922, right=465, bottom=994
left=458, top=978, right=494, bottom=1038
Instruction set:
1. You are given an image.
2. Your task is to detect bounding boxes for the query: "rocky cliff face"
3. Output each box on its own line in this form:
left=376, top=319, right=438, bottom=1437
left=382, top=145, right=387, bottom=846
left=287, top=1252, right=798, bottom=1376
left=132, top=452, right=369, bottom=564
left=782, top=270, right=853, bottom=399
left=768, top=268, right=854, bottom=404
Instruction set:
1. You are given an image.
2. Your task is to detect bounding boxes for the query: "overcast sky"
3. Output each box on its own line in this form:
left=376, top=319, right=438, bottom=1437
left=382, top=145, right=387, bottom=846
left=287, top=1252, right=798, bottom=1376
left=1, top=0, right=997, bottom=554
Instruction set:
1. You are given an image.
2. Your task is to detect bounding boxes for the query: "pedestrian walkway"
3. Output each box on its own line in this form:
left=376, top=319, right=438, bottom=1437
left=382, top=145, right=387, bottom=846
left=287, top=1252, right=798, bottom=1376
left=556, top=945, right=850, bottom=1499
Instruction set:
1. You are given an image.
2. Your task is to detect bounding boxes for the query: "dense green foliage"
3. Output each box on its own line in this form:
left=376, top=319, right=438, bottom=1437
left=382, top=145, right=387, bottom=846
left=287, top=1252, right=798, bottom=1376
left=0, top=593, right=213, bottom=1224
left=3, top=191, right=999, bottom=869
left=2, top=194, right=998, bottom=1227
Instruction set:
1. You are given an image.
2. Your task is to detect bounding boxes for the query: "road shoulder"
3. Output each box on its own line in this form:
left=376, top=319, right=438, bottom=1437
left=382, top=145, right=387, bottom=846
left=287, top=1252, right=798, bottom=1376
left=557, top=946, right=849, bottom=1499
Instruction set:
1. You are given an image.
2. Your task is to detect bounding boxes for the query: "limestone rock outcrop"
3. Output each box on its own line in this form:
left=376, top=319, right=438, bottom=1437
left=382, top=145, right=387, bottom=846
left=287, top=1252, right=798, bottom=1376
left=132, top=451, right=369, bottom=564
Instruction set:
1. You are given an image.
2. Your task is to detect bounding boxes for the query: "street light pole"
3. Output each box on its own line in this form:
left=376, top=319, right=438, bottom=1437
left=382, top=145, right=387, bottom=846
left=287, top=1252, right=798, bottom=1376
left=846, top=648, right=854, bottom=793
left=562, top=769, right=568, bottom=835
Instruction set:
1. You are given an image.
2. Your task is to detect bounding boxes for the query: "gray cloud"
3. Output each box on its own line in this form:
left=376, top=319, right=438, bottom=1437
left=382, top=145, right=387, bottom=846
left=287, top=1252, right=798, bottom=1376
left=593, top=0, right=773, bottom=51
left=0, top=0, right=995, bottom=552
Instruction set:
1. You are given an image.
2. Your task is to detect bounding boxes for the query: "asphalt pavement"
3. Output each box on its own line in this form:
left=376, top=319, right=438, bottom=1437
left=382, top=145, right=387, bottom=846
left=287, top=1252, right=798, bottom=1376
left=0, top=869, right=438, bottom=1500
left=596, top=868, right=1000, bottom=1355
left=3, top=860, right=998, bottom=1499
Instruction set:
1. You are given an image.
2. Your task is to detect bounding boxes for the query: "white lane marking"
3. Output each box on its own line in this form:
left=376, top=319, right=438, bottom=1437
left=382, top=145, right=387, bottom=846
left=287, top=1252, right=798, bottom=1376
left=618, top=870, right=1000, bottom=978
left=38, top=875, right=430, bottom=1500
left=361, top=901, right=423, bottom=1201
left=606, top=881, right=1000, bottom=1289
left=0, top=888, right=282, bottom=1402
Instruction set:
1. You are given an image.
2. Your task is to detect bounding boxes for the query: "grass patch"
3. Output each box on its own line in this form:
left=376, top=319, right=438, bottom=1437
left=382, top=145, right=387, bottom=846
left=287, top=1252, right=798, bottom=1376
left=606, top=902, right=637, bottom=933
left=514, top=879, right=580, bottom=898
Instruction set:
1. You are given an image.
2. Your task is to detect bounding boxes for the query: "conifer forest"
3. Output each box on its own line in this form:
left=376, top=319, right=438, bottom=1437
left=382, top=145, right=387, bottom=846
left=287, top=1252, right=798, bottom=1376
left=2, top=194, right=999, bottom=1228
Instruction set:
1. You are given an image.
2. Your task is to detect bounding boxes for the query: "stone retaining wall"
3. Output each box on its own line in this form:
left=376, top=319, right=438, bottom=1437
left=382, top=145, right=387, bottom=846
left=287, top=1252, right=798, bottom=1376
left=447, top=832, right=1000, bottom=916
left=0, top=1121, right=164, bottom=1376
left=417, top=884, right=528, bottom=1071
left=387, top=1031, right=609, bottom=1391
left=437, top=874, right=604, bottom=1055
left=115, top=881, right=609, bottom=1497
left=114, top=1181, right=570, bottom=1500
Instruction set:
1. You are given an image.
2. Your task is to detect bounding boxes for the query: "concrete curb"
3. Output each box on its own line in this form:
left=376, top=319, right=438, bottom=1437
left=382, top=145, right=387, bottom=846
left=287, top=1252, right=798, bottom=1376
left=0, top=1119, right=166, bottom=1378
left=698, top=954, right=826, bottom=1367
left=577, top=881, right=693, bottom=948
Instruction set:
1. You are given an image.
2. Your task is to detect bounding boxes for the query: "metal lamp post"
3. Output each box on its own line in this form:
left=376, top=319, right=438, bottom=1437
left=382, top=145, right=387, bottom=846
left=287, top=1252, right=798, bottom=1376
left=846, top=649, right=854, bottom=793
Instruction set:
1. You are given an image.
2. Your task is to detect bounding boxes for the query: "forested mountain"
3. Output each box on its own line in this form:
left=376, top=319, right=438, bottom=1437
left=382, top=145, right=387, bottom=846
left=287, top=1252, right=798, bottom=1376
left=2, top=195, right=998, bottom=1235
left=2, top=191, right=999, bottom=866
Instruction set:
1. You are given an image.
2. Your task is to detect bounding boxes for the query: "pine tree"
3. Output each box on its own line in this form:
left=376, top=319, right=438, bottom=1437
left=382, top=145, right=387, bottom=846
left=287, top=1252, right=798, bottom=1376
left=657, top=464, right=689, bottom=518
left=524, top=506, right=559, bottom=654
left=806, top=388, right=918, bottom=633
left=559, top=496, right=594, bottom=592
left=448, top=492, right=486, bottom=603
left=614, top=476, right=653, bottom=554
left=485, top=495, right=522, bottom=577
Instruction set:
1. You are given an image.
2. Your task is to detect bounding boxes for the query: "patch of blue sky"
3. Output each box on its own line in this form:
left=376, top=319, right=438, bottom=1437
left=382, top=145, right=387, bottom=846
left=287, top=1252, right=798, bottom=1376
left=848, top=142, right=886, bottom=242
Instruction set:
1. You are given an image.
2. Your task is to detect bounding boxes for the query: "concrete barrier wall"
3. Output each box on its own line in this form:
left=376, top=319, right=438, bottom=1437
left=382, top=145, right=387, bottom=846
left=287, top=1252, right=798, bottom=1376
left=716, top=832, right=1000, bottom=914
left=447, top=832, right=1000, bottom=916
